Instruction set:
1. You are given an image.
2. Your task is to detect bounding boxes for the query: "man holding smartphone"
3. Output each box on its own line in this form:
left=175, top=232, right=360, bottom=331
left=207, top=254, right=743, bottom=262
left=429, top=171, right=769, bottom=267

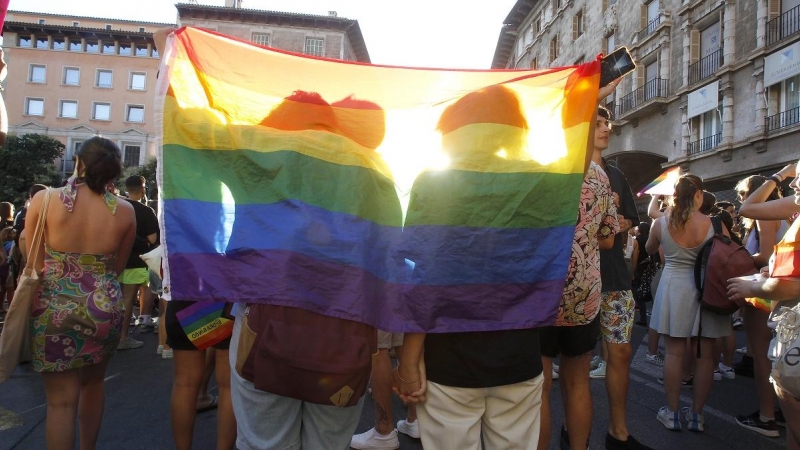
left=591, top=107, right=652, bottom=450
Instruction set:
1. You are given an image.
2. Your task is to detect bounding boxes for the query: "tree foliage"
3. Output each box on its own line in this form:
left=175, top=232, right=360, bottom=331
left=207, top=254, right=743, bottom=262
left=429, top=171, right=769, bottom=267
left=0, top=134, right=65, bottom=206
left=115, top=157, right=158, bottom=197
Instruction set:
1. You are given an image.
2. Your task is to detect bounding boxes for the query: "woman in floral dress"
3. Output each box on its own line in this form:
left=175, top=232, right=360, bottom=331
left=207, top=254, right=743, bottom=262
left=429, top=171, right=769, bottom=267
left=26, top=137, right=135, bottom=450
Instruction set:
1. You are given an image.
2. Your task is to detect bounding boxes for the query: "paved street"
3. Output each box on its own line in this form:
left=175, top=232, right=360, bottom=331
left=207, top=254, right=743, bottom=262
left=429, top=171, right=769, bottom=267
left=0, top=323, right=790, bottom=450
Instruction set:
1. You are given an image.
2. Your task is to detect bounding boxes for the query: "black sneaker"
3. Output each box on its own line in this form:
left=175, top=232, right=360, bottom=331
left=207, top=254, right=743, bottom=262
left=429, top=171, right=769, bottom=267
left=606, top=433, right=653, bottom=450
left=736, top=412, right=780, bottom=437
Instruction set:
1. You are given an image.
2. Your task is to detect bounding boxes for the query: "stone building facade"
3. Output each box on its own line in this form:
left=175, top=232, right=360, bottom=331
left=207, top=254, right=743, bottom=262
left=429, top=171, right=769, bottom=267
left=493, top=0, right=800, bottom=196
left=3, top=2, right=369, bottom=179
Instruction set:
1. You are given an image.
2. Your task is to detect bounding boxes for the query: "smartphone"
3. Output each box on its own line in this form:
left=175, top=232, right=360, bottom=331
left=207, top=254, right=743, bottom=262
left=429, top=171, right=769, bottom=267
left=600, top=47, right=636, bottom=87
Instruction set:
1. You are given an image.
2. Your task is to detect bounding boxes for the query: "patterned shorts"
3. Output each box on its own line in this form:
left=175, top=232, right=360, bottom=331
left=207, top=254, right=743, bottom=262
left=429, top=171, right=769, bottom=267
left=600, top=290, right=634, bottom=344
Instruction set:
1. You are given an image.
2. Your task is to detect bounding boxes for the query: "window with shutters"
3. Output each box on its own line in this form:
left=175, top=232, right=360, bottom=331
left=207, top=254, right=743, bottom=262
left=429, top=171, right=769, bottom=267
left=123, top=143, right=142, bottom=167
left=688, top=23, right=722, bottom=84
left=549, top=34, right=559, bottom=63
left=304, top=38, right=324, bottom=57
left=602, top=0, right=618, bottom=11
left=767, top=0, right=800, bottom=45
left=573, top=9, right=585, bottom=40
left=252, top=33, right=270, bottom=46
left=767, top=74, right=800, bottom=131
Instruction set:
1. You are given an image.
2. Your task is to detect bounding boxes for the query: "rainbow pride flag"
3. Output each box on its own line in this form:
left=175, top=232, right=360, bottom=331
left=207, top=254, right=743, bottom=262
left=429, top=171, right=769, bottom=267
left=156, top=27, right=600, bottom=333
left=175, top=302, right=234, bottom=350
left=637, top=167, right=681, bottom=197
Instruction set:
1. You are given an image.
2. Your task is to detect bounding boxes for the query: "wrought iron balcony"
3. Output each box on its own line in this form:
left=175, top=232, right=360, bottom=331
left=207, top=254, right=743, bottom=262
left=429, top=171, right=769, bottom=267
left=638, top=15, right=661, bottom=42
left=688, top=48, right=723, bottom=85
left=765, top=106, right=800, bottom=132
left=687, top=132, right=722, bottom=156
left=615, top=78, right=670, bottom=119
left=767, top=5, right=800, bottom=46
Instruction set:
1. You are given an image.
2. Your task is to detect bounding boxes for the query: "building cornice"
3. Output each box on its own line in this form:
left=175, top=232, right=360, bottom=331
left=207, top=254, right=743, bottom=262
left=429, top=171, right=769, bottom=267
left=175, top=3, right=370, bottom=63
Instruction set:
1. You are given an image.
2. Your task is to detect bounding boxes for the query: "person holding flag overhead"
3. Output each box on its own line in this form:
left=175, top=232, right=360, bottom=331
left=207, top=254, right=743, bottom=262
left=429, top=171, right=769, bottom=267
left=395, top=78, right=621, bottom=450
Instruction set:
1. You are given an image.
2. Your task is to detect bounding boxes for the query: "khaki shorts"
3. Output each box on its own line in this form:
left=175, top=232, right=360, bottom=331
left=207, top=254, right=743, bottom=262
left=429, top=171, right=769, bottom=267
left=378, top=330, right=403, bottom=349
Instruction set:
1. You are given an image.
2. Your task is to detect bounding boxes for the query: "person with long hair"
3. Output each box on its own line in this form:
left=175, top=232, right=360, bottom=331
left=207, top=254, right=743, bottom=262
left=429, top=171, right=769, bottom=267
left=25, top=137, right=135, bottom=450
left=733, top=174, right=788, bottom=437
left=729, top=161, right=800, bottom=450
left=646, top=174, right=732, bottom=432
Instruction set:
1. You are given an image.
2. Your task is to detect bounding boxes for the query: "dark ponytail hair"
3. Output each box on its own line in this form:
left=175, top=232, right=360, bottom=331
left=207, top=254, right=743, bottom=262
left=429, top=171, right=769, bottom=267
left=76, top=137, right=122, bottom=195
left=668, top=174, right=703, bottom=231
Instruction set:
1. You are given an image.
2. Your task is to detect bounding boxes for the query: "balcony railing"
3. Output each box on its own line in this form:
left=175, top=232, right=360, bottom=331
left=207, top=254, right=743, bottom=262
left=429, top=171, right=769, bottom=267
left=767, top=5, right=800, bottom=46
left=687, top=132, right=722, bottom=155
left=615, top=77, right=670, bottom=117
left=638, top=15, right=661, bottom=41
left=688, top=48, right=723, bottom=85
left=765, top=106, right=800, bottom=132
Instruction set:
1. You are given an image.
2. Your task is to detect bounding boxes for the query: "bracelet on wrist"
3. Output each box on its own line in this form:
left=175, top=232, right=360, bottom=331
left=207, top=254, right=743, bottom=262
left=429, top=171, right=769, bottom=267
left=770, top=174, right=783, bottom=184
left=394, top=367, right=420, bottom=384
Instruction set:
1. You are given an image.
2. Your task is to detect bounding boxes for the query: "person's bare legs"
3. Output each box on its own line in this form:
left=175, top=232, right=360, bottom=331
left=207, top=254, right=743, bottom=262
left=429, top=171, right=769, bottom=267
left=372, top=348, right=395, bottom=435
left=663, top=336, right=685, bottom=412
left=138, top=285, right=153, bottom=323
left=682, top=338, right=694, bottom=381
left=394, top=344, right=418, bottom=425
left=647, top=328, right=660, bottom=357
left=605, top=341, right=632, bottom=440
left=171, top=349, right=205, bottom=450
left=538, top=357, right=553, bottom=450
left=214, top=349, right=236, bottom=450
left=744, top=306, right=776, bottom=418
left=777, top=386, right=800, bottom=450
left=198, top=348, right=215, bottom=407
left=120, top=283, right=138, bottom=341
left=158, top=298, right=170, bottom=351
left=561, top=353, right=593, bottom=450
left=691, top=337, right=715, bottom=414
left=42, top=370, right=80, bottom=450
left=721, top=333, right=735, bottom=368
left=78, top=359, right=112, bottom=450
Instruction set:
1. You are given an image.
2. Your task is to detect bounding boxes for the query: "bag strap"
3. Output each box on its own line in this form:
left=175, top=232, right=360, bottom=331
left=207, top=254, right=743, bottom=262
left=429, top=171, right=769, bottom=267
left=25, top=189, right=53, bottom=271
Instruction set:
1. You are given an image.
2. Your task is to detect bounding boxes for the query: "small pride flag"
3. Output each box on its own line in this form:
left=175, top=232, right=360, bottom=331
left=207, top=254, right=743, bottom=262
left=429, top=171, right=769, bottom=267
left=156, top=27, right=601, bottom=333
left=175, top=302, right=234, bottom=350
left=638, top=167, right=681, bottom=197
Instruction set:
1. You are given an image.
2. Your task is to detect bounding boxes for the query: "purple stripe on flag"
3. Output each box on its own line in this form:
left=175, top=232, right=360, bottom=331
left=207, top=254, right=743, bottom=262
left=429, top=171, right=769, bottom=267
left=168, top=250, right=563, bottom=333
left=175, top=300, right=224, bottom=326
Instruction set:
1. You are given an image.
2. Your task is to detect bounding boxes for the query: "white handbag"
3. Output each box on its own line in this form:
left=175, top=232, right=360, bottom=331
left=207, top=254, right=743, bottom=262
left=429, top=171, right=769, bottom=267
left=770, top=303, right=800, bottom=400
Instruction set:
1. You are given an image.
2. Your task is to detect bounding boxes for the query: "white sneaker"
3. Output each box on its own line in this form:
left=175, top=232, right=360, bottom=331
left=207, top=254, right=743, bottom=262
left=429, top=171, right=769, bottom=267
left=552, top=368, right=560, bottom=380
left=397, top=419, right=420, bottom=439
left=117, top=336, right=144, bottom=350
left=589, top=361, right=606, bottom=379
left=552, top=362, right=560, bottom=373
left=157, top=344, right=164, bottom=355
left=589, top=355, right=601, bottom=370
left=162, top=348, right=174, bottom=360
left=718, top=363, right=735, bottom=379
left=645, top=352, right=665, bottom=365
left=735, top=346, right=748, bottom=354
left=350, top=428, right=399, bottom=449
left=713, top=369, right=723, bottom=381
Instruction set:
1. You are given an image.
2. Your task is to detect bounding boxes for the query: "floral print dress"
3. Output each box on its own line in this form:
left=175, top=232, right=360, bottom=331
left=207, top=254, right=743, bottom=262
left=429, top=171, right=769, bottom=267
left=30, top=178, right=123, bottom=372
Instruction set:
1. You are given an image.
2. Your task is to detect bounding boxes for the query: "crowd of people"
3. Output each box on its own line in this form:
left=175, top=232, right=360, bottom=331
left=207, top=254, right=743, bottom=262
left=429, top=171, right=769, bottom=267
left=0, top=29, right=798, bottom=450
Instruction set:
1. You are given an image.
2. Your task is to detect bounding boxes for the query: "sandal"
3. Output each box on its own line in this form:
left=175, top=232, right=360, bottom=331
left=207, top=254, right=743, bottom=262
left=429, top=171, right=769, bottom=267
left=196, top=395, right=218, bottom=413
